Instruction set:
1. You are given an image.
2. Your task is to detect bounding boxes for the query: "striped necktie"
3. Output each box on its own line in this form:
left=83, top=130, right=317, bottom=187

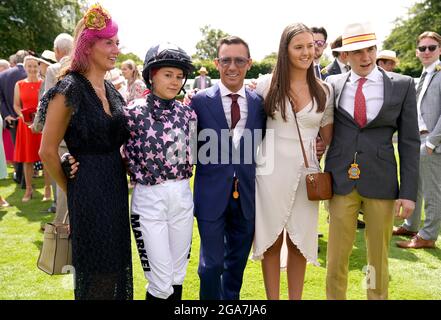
left=416, top=71, right=427, bottom=101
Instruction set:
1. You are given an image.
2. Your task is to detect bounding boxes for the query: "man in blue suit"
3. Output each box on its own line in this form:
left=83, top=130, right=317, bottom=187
left=190, top=36, right=266, bottom=300
left=0, top=50, right=28, bottom=143
left=0, top=50, right=28, bottom=184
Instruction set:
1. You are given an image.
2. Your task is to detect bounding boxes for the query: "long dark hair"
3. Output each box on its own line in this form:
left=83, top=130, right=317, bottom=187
left=264, top=23, right=327, bottom=120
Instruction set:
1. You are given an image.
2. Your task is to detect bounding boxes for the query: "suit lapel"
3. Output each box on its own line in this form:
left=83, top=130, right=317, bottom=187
left=333, top=60, right=341, bottom=74
left=334, top=73, right=357, bottom=124
left=206, top=84, right=229, bottom=129
left=422, top=64, right=441, bottom=99
left=335, top=72, right=351, bottom=109
left=365, top=68, right=391, bottom=128
left=425, top=73, right=436, bottom=95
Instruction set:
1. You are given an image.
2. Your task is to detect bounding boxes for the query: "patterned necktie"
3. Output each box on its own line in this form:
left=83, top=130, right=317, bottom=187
left=228, top=94, right=241, bottom=129
left=354, top=78, right=368, bottom=127
left=416, top=71, right=427, bottom=101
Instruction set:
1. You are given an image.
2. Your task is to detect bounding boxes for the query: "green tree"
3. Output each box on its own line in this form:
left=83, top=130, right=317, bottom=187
left=263, top=52, right=277, bottom=59
left=194, top=25, right=230, bottom=61
left=116, top=52, right=143, bottom=68
left=0, top=0, right=84, bottom=58
left=383, top=0, right=441, bottom=77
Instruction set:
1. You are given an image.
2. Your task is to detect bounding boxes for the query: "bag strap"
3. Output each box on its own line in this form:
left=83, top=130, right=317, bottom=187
left=61, top=210, right=69, bottom=224
left=288, top=97, right=309, bottom=169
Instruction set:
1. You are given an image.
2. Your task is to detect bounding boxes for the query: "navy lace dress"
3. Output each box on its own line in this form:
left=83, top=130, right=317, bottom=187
left=40, top=72, right=133, bottom=300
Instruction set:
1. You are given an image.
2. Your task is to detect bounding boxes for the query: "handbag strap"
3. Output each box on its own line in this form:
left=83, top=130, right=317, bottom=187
left=61, top=210, right=69, bottom=224
left=289, top=97, right=310, bottom=169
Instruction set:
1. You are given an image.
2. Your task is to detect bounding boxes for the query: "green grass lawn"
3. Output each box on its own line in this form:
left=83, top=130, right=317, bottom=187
left=0, top=165, right=440, bottom=300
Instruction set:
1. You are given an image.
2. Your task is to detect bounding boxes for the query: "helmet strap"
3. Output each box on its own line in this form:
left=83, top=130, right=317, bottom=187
left=180, top=76, right=188, bottom=95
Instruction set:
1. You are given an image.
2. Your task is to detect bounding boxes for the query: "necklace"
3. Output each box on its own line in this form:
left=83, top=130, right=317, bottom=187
left=26, top=78, right=39, bottom=91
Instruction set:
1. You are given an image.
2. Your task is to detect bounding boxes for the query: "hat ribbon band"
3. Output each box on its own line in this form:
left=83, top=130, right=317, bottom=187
left=343, top=33, right=376, bottom=46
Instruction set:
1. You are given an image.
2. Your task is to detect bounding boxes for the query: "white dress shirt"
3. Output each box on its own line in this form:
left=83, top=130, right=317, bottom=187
left=218, top=81, right=248, bottom=148
left=417, top=59, right=439, bottom=149
left=340, top=67, right=384, bottom=124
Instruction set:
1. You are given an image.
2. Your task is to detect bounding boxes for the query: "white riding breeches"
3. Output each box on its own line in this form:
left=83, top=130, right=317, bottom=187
left=130, top=179, right=194, bottom=299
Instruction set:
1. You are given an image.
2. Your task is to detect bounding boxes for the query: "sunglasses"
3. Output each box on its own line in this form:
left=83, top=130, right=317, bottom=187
left=216, top=57, right=249, bottom=68
left=418, top=45, right=439, bottom=52
left=314, top=40, right=326, bottom=48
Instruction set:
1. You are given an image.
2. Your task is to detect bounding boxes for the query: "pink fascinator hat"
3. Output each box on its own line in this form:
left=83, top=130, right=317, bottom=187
left=71, top=3, right=118, bottom=73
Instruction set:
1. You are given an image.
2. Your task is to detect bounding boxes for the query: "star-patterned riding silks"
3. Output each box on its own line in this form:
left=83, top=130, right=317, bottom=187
left=123, top=94, right=196, bottom=186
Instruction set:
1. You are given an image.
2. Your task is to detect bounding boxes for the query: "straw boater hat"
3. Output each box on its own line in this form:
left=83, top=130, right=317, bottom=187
left=198, top=66, right=208, bottom=74
left=376, top=50, right=400, bottom=65
left=40, top=50, right=56, bottom=64
left=334, top=22, right=378, bottom=52
left=33, top=50, right=56, bottom=66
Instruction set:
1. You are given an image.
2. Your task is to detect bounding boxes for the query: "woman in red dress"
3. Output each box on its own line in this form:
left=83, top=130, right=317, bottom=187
left=13, top=56, right=52, bottom=202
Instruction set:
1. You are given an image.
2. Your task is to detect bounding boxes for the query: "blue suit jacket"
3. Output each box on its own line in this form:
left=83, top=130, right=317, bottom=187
left=0, top=65, right=26, bottom=118
left=191, top=84, right=266, bottom=222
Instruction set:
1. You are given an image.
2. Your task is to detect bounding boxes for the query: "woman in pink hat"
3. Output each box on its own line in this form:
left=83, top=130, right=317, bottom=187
left=39, top=4, right=133, bottom=300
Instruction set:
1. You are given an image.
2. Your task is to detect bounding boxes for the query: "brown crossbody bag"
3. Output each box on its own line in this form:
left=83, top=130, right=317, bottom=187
left=289, top=98, right=333, bottom=201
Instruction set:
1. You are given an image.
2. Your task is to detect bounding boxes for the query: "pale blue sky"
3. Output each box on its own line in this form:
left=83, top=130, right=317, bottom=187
left=94, top=0, right=417, bottom=61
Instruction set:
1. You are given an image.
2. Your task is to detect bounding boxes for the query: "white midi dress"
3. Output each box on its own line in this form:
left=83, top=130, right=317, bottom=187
left=252, top=74, right=334, bottom=266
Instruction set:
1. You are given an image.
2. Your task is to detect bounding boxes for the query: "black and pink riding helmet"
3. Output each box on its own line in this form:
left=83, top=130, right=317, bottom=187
left=142, top=43, right=194, bottom=92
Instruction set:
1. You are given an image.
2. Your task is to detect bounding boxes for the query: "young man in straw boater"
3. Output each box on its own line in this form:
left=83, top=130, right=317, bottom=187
left=324, top=22, right=420, bottom=300
left=376, top=50, right=400, bottom=72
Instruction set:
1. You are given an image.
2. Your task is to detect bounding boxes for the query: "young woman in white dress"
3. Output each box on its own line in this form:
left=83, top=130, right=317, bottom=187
left=252, top=23, right=334, bottom=300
